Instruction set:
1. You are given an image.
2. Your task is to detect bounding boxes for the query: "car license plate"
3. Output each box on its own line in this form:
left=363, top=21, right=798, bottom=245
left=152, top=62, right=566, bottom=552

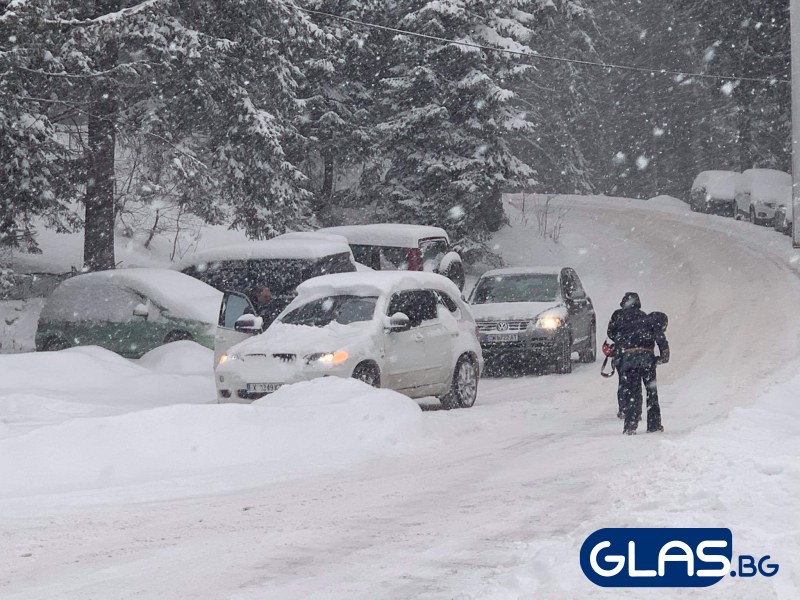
left=246, top=383, right=283, bottom=394
left=486, top=333, right=518, bottom=342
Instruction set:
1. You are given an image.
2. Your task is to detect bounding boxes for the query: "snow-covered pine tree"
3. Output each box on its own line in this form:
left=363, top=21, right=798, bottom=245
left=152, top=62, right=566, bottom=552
left=681, top=0, right=790, bottom=172
left=177, top=0, right=321, bottom=239
left=0, top=2, right=78, bottom=252
left=508, top=0, right=596, bottom=196
left=2, top=1, right=324, bottom=267
left=364, top=1, right=542, bottom=246
left=295, top=0, right=388, bottom=218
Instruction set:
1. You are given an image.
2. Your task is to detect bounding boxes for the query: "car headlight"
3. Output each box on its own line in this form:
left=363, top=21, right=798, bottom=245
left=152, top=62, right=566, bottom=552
left=536, top=315, right=562, bottom=330
left=305, top=350, right=349, bottom=365
left=218, top=353, right=240, bottom=366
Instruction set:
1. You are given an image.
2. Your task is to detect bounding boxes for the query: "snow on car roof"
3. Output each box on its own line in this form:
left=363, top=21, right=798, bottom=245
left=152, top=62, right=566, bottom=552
left=479, top=266, right=564, bottom=278
left=272, top=231, right=351, bottom=245
left=296, top=271, right=461, bottom=298
left=692, top=170, right=739, bottom=185
left=692, top=171, right=742, bottom=198
left=317, top=224, right=450, bottom=248
left=53, top=268, right=222, bottom=324
left=742, top=169, right=792, bottom=186
left=187, top=238, right=353, bottom=265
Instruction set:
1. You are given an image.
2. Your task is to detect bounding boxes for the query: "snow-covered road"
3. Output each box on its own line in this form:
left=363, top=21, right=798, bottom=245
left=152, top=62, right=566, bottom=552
left=2, top=197, right=799, bottom=599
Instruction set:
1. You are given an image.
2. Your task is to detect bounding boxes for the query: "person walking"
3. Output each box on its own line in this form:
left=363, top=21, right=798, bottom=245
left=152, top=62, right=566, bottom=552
left=607, top=292, right=646, bottom=420
left=607, top=293, right=670, bottom=435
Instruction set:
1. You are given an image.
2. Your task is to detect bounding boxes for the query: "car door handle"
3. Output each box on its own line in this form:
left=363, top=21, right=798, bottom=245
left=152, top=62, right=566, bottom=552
left=412, top=333, right=424, bottom=342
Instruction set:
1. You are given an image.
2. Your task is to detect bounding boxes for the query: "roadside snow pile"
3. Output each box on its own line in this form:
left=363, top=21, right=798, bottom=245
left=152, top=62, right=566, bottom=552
left=0, top=344, right=216, bottom=433
left=0, top=298, right=43, bottom=353
left=646, top=194, right=687, bottom=209
left=137, top=340, right=213, bottom=375
left=0, top=378, right=423, bottom=499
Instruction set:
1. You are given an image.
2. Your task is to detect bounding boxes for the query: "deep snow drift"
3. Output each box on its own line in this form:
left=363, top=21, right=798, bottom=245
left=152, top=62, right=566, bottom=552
left=0, top=376, right=423, bottom=501
left=1, top=195, right=799, bottom=599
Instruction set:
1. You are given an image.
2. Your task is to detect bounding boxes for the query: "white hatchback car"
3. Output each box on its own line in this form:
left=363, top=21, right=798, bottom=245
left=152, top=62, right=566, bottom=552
left=215, top=271, right=483, bottom=409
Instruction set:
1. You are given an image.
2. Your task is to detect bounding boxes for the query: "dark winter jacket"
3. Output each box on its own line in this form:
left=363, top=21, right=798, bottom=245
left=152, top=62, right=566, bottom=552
left=607, top=293, right=670, bottom=363
left=607, top=292, right=645, bottom=345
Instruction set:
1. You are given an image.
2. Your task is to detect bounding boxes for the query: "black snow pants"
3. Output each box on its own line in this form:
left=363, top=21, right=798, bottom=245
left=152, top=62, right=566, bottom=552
left=617, top=352, right=661, bottom=434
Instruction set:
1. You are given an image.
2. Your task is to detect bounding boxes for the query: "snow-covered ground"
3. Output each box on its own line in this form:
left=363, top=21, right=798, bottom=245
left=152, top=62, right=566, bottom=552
left=1, top=195, right=798, bottom=599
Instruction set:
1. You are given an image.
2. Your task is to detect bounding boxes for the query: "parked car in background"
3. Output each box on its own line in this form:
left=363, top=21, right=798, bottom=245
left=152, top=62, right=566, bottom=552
left=215, top=271, right=483, bottom=409
left=180, top=237, right=356, bottom=327
left=468, top=267, right=596, bottom=374
left=690, top=170, right=741, bottom=216
left=773, top=204, right=793, bottom=236
left=316, top=224, right=466, bottom=291
left=735, top=169, right=792, bottom=226
left=36, top=268, right=222, bottom=358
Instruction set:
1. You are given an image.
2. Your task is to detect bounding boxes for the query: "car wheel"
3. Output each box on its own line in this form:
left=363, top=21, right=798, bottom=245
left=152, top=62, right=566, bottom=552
left=553, top=333, right=572, bottom=374
left=164, top=330, right=193, bottom=344
left=41, top=336, right=69, bottom=351
left=579, top=322, right=597, bottom=363
left=352, top=362, right=381, bottom=388
left=440, top=354, right=478, bottom=409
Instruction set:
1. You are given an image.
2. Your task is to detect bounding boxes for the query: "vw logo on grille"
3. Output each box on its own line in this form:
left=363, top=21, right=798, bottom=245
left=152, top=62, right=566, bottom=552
left=496, top=321, right=509, bottom=331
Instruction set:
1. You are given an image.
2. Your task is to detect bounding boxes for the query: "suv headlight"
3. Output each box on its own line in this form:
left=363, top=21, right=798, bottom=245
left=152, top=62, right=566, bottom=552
left=218, top=353, right=240, bottom=366
left=536, top=315, right=562, bottom=330
left=305, top=350, right=349, bottom=365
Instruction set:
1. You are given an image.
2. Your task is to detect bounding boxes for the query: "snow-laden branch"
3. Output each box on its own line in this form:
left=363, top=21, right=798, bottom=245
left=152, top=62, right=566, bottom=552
left=17, top=61, right=152, bottom=79
left=0, top=0, right=28, bottom=23
left=44, top=0, right=163, bottom=27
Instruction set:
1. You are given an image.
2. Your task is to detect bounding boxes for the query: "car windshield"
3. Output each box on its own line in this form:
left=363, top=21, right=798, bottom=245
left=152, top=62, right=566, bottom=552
left=471, top=274, right=560, bottom=304
left=281, top=295, right=378, bottom=327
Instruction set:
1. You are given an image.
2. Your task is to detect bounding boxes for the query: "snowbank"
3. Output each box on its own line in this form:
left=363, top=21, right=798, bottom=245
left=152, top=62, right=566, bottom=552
left=137, top=340, right=214, bottom=375
left=0, top=345, right=216, bottom=434
left=0, top=378, right=423, bottom=499
left=645, top=193, right=688, bottom=209
left=0, top=297, right=43, bottom=353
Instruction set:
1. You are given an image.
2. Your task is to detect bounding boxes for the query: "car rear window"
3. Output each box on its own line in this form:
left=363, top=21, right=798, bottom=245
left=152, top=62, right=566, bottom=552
left=420, top=238, right=448, bottom=269
left=41, top=281, right=143, bottom=323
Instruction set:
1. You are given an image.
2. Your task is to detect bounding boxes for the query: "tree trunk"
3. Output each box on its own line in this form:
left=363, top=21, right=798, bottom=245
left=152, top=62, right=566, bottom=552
left=82, top=0, right=120, bottom=271
left=321, top=150, right=335, bottom=200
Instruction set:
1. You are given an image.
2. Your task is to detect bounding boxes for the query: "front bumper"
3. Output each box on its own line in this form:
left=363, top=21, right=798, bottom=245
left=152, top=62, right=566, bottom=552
left=705, top=198, right=735, bottom=214
left=215, top=356, right=354, bottom=403
left=753, top=202, right=777, bottom=221
left=479, top=328, right=562, bottom=356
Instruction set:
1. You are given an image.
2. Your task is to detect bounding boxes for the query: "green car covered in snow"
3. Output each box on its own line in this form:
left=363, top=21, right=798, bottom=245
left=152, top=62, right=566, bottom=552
left=35, top=268, right=223, bottom=358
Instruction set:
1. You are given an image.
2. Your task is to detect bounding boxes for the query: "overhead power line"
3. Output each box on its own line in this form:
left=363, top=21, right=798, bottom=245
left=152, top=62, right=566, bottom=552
left=297, top=6, right=789, bottom=86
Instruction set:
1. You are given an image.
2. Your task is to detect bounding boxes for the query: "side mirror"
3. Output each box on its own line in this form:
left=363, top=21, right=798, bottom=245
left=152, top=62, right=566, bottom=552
left=387, top=312, right=411, bottom=333
left=234, top=313, right=264, bottom=334
left=133, top=303, right=150, bottom=319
